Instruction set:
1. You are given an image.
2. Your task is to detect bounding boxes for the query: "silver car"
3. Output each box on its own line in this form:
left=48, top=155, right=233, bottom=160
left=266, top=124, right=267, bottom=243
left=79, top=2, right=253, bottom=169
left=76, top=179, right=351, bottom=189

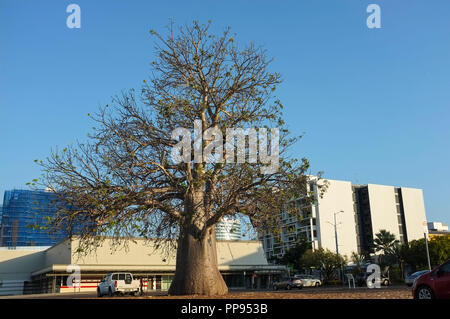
left=273, top=277, right=303, bottom=290
left=294, top=275, right=322, bottom=287
left=405, top=270, right=429, bottom=287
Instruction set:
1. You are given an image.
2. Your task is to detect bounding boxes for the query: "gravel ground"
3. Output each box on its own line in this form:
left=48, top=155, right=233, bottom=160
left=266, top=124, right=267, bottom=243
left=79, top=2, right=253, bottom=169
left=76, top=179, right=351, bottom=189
left=0, top=286, right=412, bottom=299
left=127, top=286, right=413, bottom=299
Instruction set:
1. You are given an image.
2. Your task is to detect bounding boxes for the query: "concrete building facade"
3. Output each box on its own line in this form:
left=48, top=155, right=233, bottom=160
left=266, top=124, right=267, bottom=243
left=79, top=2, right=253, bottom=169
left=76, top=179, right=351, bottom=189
left=260, top=178, right=428, bottom=261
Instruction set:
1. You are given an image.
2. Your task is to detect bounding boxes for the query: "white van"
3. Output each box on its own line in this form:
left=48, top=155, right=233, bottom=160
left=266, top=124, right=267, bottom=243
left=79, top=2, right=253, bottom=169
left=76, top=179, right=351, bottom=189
left=97, top=272, right=140, bottom=297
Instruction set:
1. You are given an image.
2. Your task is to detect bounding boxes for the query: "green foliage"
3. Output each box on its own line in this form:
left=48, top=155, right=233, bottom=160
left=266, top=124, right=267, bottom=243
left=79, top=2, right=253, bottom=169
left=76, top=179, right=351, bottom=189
left=377, top=234, right=450, bottom=278
left=350, top=251, right=369, bottom=274
left=389, top=265, right=403, bottom=283
left=403, top=235, right=450, bottom=270
left=273, top=236, right=311, bottom=271
left=300, top=248, right=346, bottom=283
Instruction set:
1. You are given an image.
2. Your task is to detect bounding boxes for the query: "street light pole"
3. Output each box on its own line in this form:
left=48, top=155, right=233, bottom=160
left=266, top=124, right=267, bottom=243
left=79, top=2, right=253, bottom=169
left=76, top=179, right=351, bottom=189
left=334, top=211, right=340, bottom=256
left=329, top=210, right=344, bottom=284
left=422, top=221, right=432, bottom=271
left=424, top=232, right=432, bottom=271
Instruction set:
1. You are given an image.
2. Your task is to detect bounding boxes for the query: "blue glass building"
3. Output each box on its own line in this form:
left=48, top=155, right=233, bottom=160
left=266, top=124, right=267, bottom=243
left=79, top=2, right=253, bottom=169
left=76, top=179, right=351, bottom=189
left=0, top=189, right=69, bottom=247
left=0, top=205, right=3, bottom=239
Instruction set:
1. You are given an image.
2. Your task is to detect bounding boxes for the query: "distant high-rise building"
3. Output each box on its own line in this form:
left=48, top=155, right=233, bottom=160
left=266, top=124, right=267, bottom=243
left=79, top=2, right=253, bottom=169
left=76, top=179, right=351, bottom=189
left=0, top=204, right=3, bottom=242
left=215, top=217, right=242, bottom=241
left=0, top=189, right=69, bottom=247
left=260, top=178, right=428, bottom=261
left=427, top=221, right=449, bottom=238
left=428, top=222, right=448, bottom=232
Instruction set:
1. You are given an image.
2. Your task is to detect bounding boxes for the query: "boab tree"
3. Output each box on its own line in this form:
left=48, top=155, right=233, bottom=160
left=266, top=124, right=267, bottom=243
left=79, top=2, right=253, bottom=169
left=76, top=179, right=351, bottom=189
left=38, top=21, right=323, bottom=296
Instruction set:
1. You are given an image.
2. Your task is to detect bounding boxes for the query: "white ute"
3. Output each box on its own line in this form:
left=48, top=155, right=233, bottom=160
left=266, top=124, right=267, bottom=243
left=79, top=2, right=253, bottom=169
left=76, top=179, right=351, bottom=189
left=97, top=272, right=140, bottom=297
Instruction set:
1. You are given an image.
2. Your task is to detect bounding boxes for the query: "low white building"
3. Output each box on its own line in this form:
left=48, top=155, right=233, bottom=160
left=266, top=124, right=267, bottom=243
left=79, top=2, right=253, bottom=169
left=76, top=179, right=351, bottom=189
left=0, top=238, right=285, bottom=296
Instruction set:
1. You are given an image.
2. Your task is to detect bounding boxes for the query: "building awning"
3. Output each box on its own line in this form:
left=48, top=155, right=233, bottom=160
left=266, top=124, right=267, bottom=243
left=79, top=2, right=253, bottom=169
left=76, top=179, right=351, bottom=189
left=31, top=264, right=286, bottom=277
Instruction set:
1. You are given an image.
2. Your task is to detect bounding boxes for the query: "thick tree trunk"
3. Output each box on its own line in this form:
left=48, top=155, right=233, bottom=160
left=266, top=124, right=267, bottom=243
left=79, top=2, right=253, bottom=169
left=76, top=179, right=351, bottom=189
left=168, top=226, right=228, bottom=296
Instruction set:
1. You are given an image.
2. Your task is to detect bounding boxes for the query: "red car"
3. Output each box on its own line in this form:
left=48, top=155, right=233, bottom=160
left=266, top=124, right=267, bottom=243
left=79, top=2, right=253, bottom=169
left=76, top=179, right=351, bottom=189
left=412, top=259, right=450, bottom=299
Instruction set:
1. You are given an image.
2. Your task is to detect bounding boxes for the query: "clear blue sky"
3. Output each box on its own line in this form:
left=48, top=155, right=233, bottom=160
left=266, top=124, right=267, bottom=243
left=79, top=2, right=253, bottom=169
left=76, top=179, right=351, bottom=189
left=1, top=0, right=449, bottom=226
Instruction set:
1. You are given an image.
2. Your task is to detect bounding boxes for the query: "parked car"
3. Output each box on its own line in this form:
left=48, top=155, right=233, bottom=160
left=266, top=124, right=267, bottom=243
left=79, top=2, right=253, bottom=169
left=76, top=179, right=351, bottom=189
left=273, top=277, right=303, bottom=290
left=413, top=260, right=450, bottom=299
left=294, top=275, right=322, bottom=287
left=97, top=272, right=140, bottom=297
left=405, top=270, right=429, bottom=287
left=356, top=272, right=390, bottom=287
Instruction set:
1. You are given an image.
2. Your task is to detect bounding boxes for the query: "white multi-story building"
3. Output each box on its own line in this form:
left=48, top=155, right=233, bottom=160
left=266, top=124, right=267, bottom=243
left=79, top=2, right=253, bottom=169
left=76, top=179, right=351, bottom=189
left=260, top=178, right=428, bottom=261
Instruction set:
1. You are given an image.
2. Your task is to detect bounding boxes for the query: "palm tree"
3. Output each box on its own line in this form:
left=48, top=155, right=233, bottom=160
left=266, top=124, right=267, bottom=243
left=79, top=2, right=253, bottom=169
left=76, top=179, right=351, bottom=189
left=373, top=230, right=398, bottom=268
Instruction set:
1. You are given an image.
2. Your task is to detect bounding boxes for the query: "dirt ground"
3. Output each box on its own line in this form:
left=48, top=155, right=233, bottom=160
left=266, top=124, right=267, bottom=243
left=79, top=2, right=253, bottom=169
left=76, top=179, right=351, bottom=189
left=128, top=286, right=413, bottom=299
left=0, top=285, right=412, bottom=300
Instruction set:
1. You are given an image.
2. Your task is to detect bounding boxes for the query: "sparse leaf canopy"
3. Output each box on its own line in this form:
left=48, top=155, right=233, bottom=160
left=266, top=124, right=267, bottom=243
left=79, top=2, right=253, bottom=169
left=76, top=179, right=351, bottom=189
left=39, top=21, right=322, bottom=250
